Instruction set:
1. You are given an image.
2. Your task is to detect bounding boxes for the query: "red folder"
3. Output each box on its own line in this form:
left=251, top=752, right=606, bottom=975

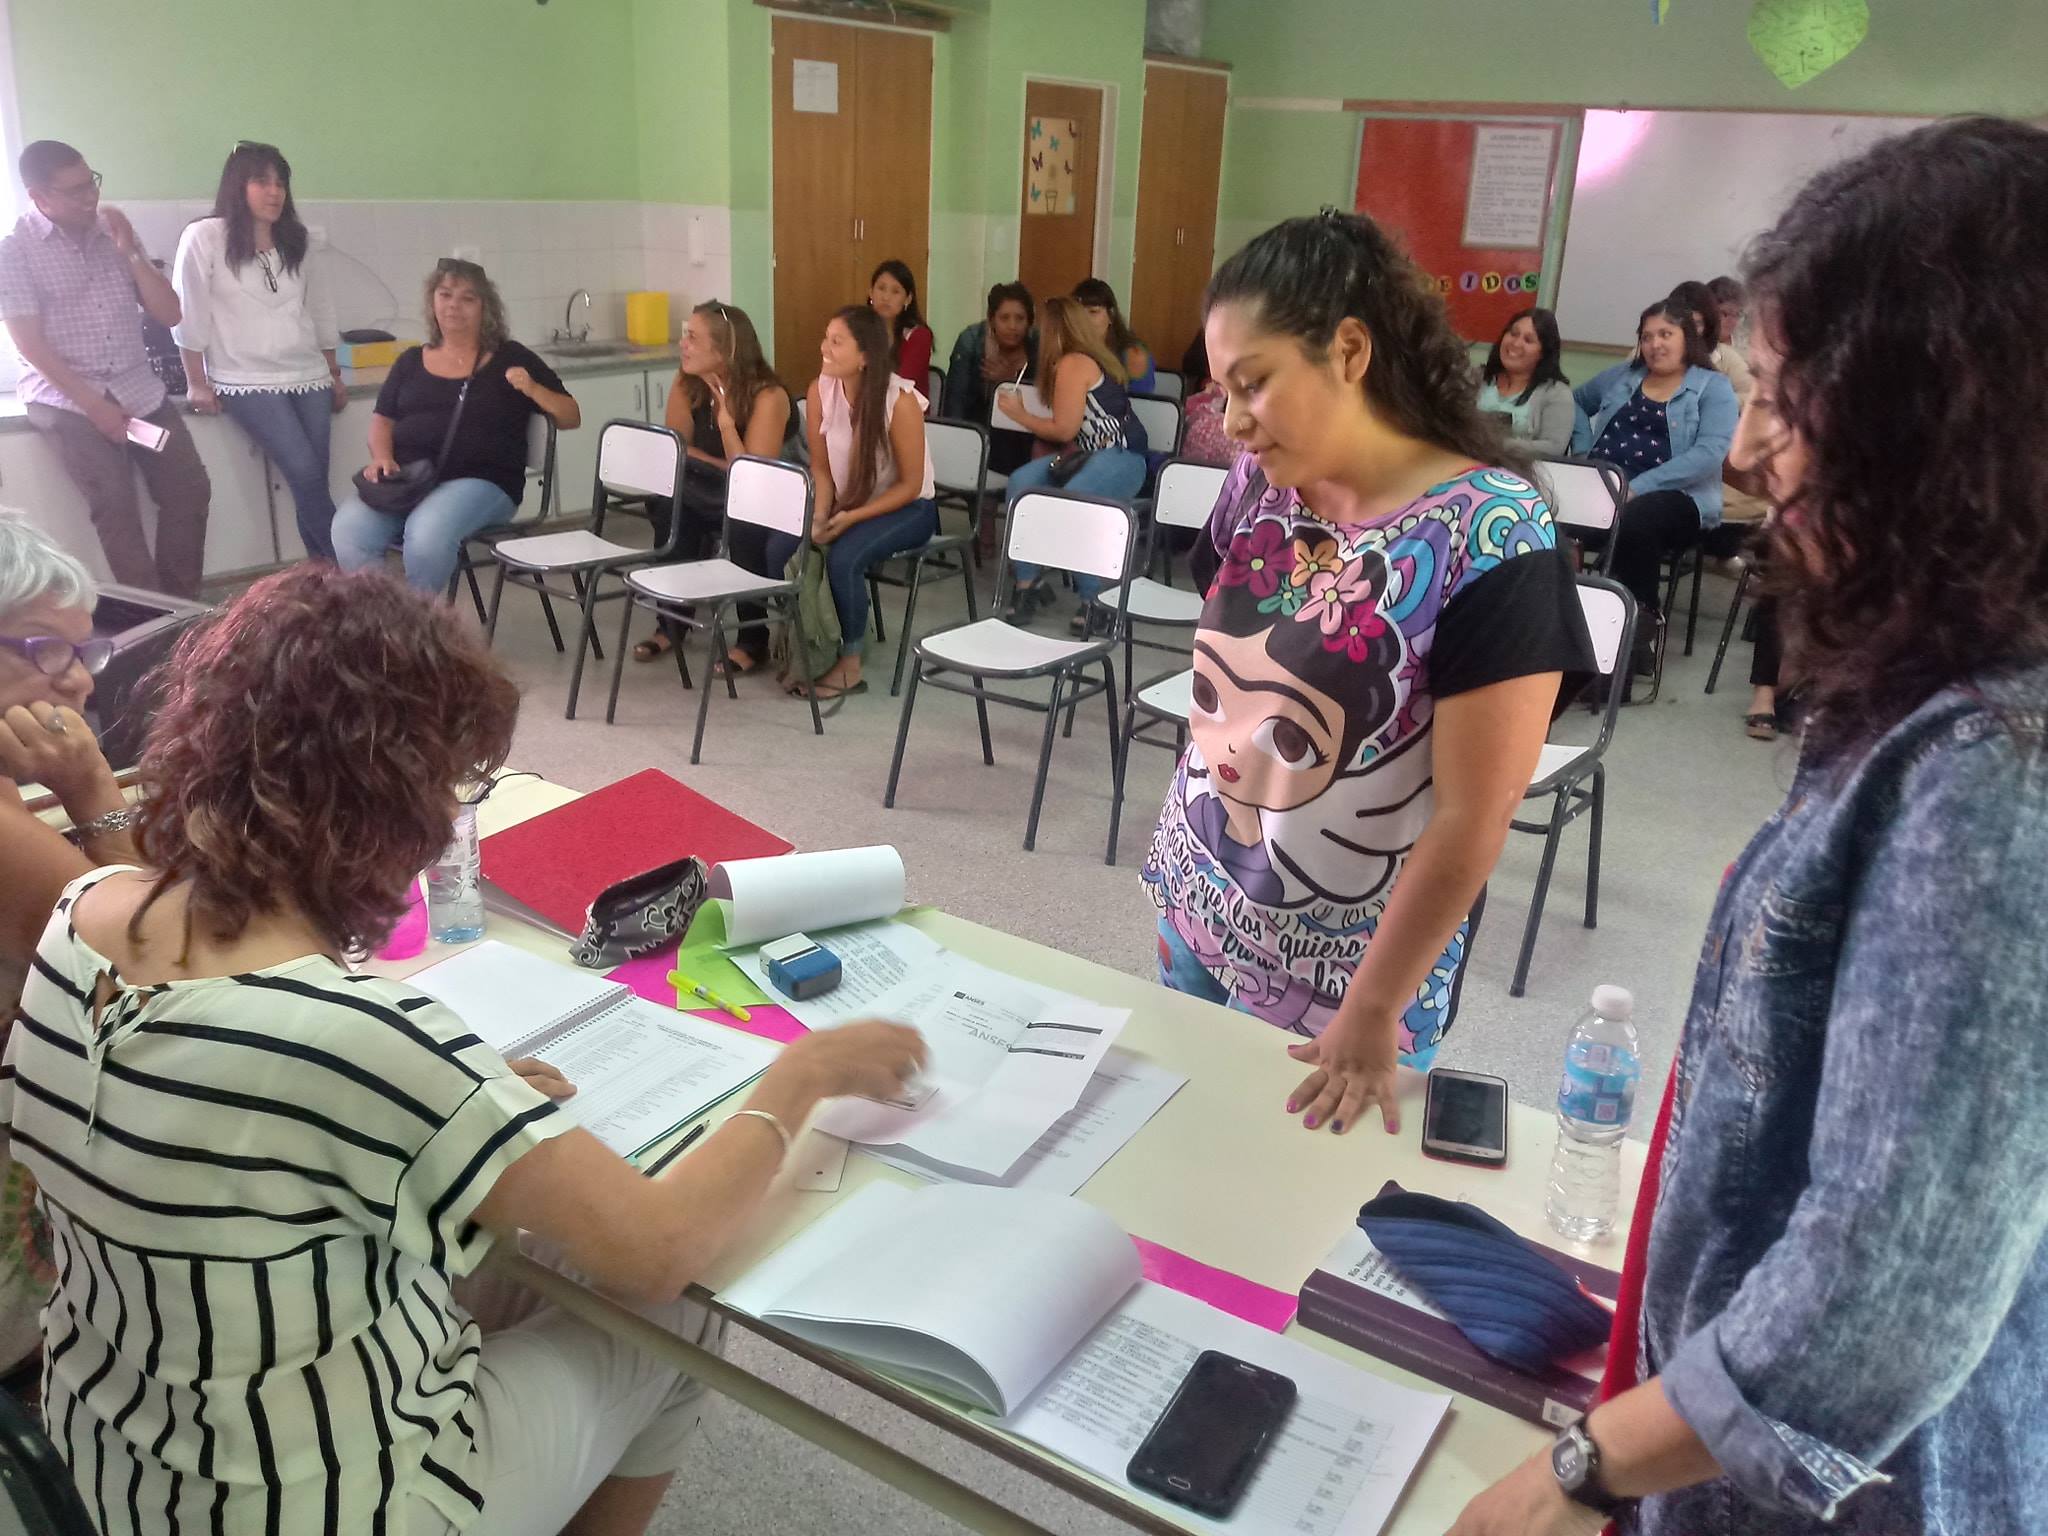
left=480, top=769, right=793, bottom=936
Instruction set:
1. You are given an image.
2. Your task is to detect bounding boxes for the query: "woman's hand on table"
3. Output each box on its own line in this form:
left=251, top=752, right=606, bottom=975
left=1445, top=1451, right=1609, bottom=1536
left=508, top=1057, right=576, bottom=1101
left=1285, top=1009, right=1402, bottom=1135
left=775, top=1019, right=927, bottom=1102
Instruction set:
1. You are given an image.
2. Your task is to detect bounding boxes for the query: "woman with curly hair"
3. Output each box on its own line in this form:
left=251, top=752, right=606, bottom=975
left=1141, top=211, right=1593, bottom=1138
left=0, top=565, right=923, bottom=1535
left=333, top=258, right=581, bottom=592
left=1452, top=116, right=2048, bottom=1536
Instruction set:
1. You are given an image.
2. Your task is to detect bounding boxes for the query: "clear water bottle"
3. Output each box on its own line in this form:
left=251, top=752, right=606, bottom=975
left=1545, top=984, right=1642, bottom=1242
left=425, top=804, right=486, bottom=944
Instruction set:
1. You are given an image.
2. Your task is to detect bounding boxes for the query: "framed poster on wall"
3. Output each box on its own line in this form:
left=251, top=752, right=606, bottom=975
left=1351, top=110, right=1576, bottom=342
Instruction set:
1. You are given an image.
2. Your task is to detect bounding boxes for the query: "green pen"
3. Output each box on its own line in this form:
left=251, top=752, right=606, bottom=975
left=668, top=968, right=752, bottom=1024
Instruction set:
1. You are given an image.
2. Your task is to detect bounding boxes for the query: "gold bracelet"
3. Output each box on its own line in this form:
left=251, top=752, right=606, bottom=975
left=727, top=1108, right=792, bottom=1158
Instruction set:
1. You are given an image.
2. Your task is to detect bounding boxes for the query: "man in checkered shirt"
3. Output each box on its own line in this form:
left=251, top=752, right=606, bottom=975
left=0, top=140, right=209, bottom=597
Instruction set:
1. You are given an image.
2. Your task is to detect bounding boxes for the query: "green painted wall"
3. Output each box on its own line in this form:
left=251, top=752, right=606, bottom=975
left=9, top=0, right=643, bottom=200
left=1207, top=0, right=2048, bottom=249
left=633, top=0, right=731, bottom=207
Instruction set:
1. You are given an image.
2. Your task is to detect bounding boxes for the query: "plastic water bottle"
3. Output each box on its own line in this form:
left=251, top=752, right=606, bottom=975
left=425, top=804, right=486, bottom=944
left=1545, top=984, right=1642, bottom=1242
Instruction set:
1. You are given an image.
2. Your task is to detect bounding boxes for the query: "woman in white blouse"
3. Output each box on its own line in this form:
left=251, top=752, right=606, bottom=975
left=173, top=142, right=345, bottom=560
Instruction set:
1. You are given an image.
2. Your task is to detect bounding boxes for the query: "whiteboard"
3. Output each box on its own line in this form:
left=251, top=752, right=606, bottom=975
left=1554, top=109, right=1928, bottom=347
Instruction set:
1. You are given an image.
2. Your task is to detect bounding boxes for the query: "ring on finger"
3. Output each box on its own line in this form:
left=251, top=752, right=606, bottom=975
left=41, top=709, right=67, bottom=735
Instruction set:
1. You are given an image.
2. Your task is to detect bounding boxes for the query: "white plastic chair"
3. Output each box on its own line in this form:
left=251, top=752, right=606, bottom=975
left=1104, top=666, right=1192, bottom=865
left=884, top=487, right=1135, bottom=851
left=600, top=455, right=823, bottom=763
left=1090, top=458, right=1226, bottom=702
left=1129, top=393, right=1184, bottom=458
left=449, top=414, right=557, bottom=632
left=867, top=419, right=989, bottom=697
left=1507, top=575, right=1636, bottom=996
left=1148, top=369, right=1185, bottom=403
left=1533, top=455, right=1624, bottom=569
left=485, top=418, right=687, bottom=718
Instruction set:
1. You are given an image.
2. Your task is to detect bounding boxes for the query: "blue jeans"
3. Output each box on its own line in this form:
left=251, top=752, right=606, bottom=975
left=332, top=476, right=515, bottom=594
left=221, top=388, right=336, bottom=562
left=765, top=497, right=937, bottom=658
left=1007, top=446, right=1146, bottom=601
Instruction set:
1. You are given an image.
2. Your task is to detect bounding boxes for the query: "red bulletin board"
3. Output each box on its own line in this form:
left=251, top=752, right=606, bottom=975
left=1354, top=114, right=1571, bottom=342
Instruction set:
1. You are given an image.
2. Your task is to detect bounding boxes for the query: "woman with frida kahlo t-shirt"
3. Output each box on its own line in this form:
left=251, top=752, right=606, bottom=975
left=1144, top=212, right=1594, bottom=1139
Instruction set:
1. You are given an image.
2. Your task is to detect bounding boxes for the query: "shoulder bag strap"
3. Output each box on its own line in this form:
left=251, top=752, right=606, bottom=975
left=430, top=351, right=485, bottom=472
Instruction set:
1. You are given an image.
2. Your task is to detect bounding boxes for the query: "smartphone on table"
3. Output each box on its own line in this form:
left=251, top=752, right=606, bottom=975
left=1127, top=1350, right=1296, bottom=1517
left=1421, top=1068, right=1509, bottom=1167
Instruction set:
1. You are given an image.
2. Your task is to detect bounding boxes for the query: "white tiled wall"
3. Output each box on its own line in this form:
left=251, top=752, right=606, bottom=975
left=117, top=200, right=734, bottom=348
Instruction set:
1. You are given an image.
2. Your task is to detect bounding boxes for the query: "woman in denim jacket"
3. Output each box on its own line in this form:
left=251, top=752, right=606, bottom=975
left=1452, top=116, right=2048, bottom=1536
left=1573, top=305, right=1739, bottom=672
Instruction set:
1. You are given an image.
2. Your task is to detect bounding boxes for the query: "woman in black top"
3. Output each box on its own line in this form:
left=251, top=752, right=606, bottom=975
left=632, top=299, right=795, bottom=668
left=333, top=258, right=580, bottom=592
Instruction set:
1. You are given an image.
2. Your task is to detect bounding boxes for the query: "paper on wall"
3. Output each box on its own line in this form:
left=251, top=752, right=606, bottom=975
left=1746, top=0, right=1869, bottom=90
left=1462, top=124, right=1556, bottom=249
left=792, top=58, right=839, bottom=114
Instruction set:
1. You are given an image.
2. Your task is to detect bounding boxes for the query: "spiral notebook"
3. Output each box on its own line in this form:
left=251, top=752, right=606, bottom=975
left=410, top=940, right=779, bottom=1159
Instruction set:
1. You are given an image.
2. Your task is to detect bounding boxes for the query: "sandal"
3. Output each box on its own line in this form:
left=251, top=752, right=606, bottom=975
left=1744, top=712, right=1778, bottom=741
left=632, top=631, right=674, bottom=663
left=711, top=649, right=760, bottom=678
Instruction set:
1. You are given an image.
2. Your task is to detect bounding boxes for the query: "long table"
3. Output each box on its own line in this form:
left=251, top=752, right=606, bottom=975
left=376, top=776, right=1647, bottom=1535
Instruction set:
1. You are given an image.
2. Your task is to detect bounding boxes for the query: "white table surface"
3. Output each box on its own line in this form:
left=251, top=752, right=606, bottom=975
left=373, top=775, right=1647, bottom=1536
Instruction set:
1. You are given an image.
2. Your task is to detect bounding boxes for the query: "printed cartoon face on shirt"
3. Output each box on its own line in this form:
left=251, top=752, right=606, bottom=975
left=1188, top=626, right=1347, bottom=846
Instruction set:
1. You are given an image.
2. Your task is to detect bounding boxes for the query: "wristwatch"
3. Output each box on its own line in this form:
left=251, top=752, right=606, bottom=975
left=1552, top=1421, right=1626, bottom=1515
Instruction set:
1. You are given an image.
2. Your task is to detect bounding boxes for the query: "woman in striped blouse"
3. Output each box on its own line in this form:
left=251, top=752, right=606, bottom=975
left=0, top=564, right=924, bottom=1536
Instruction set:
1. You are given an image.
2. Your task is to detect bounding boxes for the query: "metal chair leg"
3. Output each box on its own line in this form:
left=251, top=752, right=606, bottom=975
left=690, top=606, right=727, bottom=765
left=972, top=675, right=993, bottom=765
left=1024, top=674, right=1066, bottom=853
left=1101, top=657, right=1121, bottom=782
left=868, top=574, right=887, bottom=645
left=485, top=563, right=510, bottom=643
left=604, top=594, right=636, bottom=724
left=1510, top=787, right=1572, bottom=998
left=564, top=580, right=604, bottom=720
left=569, top=572, right=606, bottom=663
left=884, top=664, right=921, bottom=808
left=959, top=553, right=979, bottom=624
left=1685, top=548, right=1704, bottom=655
left=459, top=559, right=489, bottom=626
left=1105, top=697, right=1138, bottom=866
left=672, top=627, right=694, bottom=693
left=1585, top=767, right=1606, bottom=930
left=890, top=559, right=925, bottom=698
left=537, top=590, right=566, bottom=653
left=1705, top=565, right=1751, bottom=695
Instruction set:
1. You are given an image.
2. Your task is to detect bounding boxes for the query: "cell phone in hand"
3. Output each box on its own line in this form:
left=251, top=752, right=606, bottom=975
left=1127, top=1350, right=1296, bottom=1517
left=125, top=417, right=170, bottom=452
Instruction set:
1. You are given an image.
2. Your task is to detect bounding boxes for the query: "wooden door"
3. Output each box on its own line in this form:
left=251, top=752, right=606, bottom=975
left=851, top=26, right=933, bottom=310
left=1016, top=81, right=1103, bottom=305
left=1130, top=64, right=1229, bottom=375
left=772, top=17, right=862, bottom=393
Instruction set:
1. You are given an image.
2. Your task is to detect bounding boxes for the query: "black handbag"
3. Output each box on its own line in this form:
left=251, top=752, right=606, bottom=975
left=351, top=355, right=480, bottom=515
left=1044, top=448, right=1095, bottom=486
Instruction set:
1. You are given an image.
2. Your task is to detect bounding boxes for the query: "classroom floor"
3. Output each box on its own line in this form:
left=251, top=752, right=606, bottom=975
left=484, top=542, right=1791, bottom=1535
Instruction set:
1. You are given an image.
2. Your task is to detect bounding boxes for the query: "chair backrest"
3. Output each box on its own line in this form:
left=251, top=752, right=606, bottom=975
left=1534, top=455, right=1624, bottom=537
left=0, top=1387, right=97, bottom=1536
left=1149, top=368, right=1185, bottom=402
left=595, top=418, right=682, bottom=500
left=524, top=413, right=557, bottom=518
left=1152, top=458, right=1228, bottom=532
left=926, top=364, right=945, bottom=420
left=1005, top=488, right=1133, bottom=584
left=1573, top=573, right=1637, bottom=763
left=925, top=418, right=989, bottom=501
left=1129, top=393, right=1183, bottom=456
left=725, top=453, right=812, bottom=537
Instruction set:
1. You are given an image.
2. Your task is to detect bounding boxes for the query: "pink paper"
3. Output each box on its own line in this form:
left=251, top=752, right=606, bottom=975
left=1132, top=1236, right=1300, bottom=1333
left=604, top=954, right=810, bottom=1047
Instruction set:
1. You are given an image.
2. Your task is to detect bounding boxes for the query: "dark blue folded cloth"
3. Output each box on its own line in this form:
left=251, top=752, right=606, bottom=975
left=1358, top=1191, right=1610, bottom=1375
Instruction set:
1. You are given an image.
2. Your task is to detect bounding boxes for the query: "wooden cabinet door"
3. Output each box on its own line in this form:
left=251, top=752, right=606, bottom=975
left=851, top=26, right=933, bottom=312
left=772, top=17, right=863, bottom=394
left=1131, top=64, right=1228, bottom=376
left=1017, top=81, right=1104, bottom=305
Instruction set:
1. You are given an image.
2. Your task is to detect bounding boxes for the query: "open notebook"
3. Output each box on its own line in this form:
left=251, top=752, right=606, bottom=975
left=409, top=940, right=779, bottom=1160
left=721, top=1183, right=1450, bottom=1536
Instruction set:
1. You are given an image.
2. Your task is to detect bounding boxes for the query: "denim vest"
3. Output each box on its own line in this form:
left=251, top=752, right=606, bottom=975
left=1572, top=364, right=1738, bottom=527
left=1629, top=660, right=2048, bottom=1534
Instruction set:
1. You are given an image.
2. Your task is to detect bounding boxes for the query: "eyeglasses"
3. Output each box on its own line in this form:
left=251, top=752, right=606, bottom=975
left=45, top=171, right=102, bottom=202
left=255, top=250, right=278, bottom=294
left=0, top=634, right=114, bottom=677
left=436, top=257, right=486, bottom=278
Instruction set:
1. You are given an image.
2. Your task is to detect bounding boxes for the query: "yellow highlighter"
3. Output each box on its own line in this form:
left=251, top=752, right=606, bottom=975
left=668, top=968, right=751, bottom=1025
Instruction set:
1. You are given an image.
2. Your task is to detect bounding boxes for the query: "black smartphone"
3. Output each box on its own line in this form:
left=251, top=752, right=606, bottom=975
left=1421, top=1068, right=1510, bottom=1166
left=1126, top=1350, right=1297, bottom=1517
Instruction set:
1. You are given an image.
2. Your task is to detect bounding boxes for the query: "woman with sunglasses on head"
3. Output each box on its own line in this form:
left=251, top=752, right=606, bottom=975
left=867, top=259, right=935, bottom=389
left=631, top=299, right=795, bottom=672
left=333, top=259, right=580, bottom=593
left=1451, top=116, right=2048, bottom=1536
left=0, top=514, right=134, bottom=1395
left=1072, top=278, right=1156, bottom=396
left=173, top=142, right=346, bottom=562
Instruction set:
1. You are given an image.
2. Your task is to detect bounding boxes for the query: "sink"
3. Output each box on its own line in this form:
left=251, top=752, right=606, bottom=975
left=541, top=339, right=646, bottom=360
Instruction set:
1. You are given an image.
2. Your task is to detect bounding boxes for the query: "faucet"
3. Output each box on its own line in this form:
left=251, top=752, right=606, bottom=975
left=551, top=289, right=591, bottom=344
